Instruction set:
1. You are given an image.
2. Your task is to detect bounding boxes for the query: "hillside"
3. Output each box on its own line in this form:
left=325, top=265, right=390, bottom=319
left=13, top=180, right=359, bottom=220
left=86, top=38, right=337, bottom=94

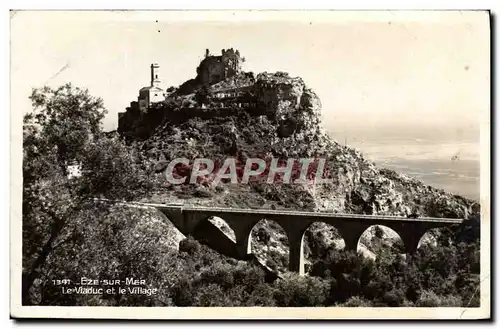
left=116, top=51, right=479, bottom=272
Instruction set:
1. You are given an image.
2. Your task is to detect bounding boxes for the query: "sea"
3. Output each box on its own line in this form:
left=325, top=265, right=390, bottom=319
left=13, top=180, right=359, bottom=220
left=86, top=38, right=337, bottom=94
left=328, top=125, right=480, bottom=201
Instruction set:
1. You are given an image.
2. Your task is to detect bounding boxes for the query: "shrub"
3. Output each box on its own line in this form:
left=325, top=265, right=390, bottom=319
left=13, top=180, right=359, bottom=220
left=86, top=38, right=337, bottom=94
left=381, top=289, right=406, bottom=307
left=245, top=283, right=276, bottom=306
left=256, top=227, right=271, bottom=244
left=439, top=295, right=463, bottom=307
left=232, top=265, right=267, bottom=291
left=273, top=273, right=330, bottom=306
left=416, top=290, right=441, bottom=307
left=179, top=237, right=200, bottom=255
left=200, top=265, right=235, bottom=289
left=193, top=284, right=233, bottom=306
left=342, top=296, right=372, bottom=307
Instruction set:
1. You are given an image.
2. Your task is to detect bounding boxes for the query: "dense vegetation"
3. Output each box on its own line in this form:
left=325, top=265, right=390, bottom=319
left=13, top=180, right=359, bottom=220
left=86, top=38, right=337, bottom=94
left=22, top=85, right=480, bottom=307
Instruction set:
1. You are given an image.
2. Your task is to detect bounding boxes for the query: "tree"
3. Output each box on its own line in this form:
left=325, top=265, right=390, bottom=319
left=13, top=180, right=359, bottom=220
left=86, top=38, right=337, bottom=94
left=25, top=84, right=106, bottom=175
left=38, top=206, right=184, bottom=306
left=22, top=84, right=151, bottom=304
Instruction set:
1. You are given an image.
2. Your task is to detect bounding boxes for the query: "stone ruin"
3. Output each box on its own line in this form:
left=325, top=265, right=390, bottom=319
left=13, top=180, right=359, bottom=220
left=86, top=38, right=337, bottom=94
left=196, top=48, right=244, bottom=85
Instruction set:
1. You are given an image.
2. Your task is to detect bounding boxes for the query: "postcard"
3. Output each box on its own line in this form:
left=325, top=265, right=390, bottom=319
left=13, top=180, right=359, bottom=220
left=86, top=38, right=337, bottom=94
left=10, top=10, right=490, bottom=319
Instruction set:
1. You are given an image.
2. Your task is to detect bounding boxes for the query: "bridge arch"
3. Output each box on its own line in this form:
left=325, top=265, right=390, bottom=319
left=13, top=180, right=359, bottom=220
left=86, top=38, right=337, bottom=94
left=207, top=216, right=236, bottom=243
left=187, top=215, right=242, bottom=258
left=248, top=219, right=290, bottom=273
left=357, top=225, right=405, bottom=259
left=302, top=222, right=345, bottom=274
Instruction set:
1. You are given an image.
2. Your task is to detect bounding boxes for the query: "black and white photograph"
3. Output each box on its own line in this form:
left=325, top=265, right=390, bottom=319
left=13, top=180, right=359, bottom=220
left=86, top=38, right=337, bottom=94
left=9, top=10, right=490, bottom=319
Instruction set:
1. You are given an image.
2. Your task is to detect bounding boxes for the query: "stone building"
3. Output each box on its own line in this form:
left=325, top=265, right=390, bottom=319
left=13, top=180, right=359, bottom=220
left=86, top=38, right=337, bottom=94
left=118, top=63, right=166, bottom=131
left=210, top=85, right=256, bottom=109
left=196, top=48, right=243, bottom=85
left=138, top=63, right=165, bottom=111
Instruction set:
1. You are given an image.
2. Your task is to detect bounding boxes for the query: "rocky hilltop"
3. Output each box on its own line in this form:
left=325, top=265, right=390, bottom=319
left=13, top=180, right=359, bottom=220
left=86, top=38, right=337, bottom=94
left=118, top=49, right=477, bottom=218
left=116, top=49, right=479, bottom=271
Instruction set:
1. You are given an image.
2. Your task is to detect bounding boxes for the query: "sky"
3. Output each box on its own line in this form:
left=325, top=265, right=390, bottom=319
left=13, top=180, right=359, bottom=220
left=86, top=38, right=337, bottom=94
left=11, top=11, right=490, bottom=135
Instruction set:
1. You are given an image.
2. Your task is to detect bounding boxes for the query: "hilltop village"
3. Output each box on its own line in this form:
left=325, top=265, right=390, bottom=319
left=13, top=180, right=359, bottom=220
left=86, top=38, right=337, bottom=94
left=119, top=48, right=248, bottom=116
left=117, top=48, right=313, bottom=139
left=115, top=47, right=474, bottom=221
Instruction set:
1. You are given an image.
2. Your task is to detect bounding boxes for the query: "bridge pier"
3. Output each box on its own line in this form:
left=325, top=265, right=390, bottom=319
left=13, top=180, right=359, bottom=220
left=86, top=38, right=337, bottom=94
left=343, top=234, right=360, bottom=252
left=397, top=226, right=430, bottom=254
left=234, top=229, right=252, bottom=259
left=156, top=207, right=186, bottom=232
left=288, top=229, right=306, bottom=275
left=273, top=218, right=310, bottom=276
left=336, top=223, right=371, bottom=252
left=224, top=215, right=260, bottom=259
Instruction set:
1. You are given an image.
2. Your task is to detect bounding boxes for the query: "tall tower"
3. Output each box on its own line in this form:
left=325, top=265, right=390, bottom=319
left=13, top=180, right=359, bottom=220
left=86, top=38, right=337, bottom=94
left=150, top=63, right=161, bottom=87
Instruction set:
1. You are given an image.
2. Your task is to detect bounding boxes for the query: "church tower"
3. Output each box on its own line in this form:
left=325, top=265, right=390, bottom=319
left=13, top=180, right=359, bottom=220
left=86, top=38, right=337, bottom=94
left=151, top=63, right=161, bottom=87
left=137, top=63, right=165, bottom=111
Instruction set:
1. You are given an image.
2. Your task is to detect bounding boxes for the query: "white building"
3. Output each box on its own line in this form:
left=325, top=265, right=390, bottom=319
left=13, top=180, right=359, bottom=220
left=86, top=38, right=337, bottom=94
left=138, top=63, right=165, bottom=111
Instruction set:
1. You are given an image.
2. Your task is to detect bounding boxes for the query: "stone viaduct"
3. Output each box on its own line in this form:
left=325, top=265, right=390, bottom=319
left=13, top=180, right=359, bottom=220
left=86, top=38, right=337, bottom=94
left=111, top=201, right=464, bottom=275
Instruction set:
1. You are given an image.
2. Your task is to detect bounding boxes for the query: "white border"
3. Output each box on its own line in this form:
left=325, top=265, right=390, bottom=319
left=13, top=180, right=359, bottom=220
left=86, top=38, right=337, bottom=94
left=5, top=6, right=493, bottom=321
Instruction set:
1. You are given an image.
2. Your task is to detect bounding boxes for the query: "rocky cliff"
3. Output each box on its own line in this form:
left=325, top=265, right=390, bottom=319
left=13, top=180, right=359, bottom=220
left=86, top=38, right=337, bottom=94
left=117, top=55, right=479, bottom=270
left=119, top=69, right=476, bottom=214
